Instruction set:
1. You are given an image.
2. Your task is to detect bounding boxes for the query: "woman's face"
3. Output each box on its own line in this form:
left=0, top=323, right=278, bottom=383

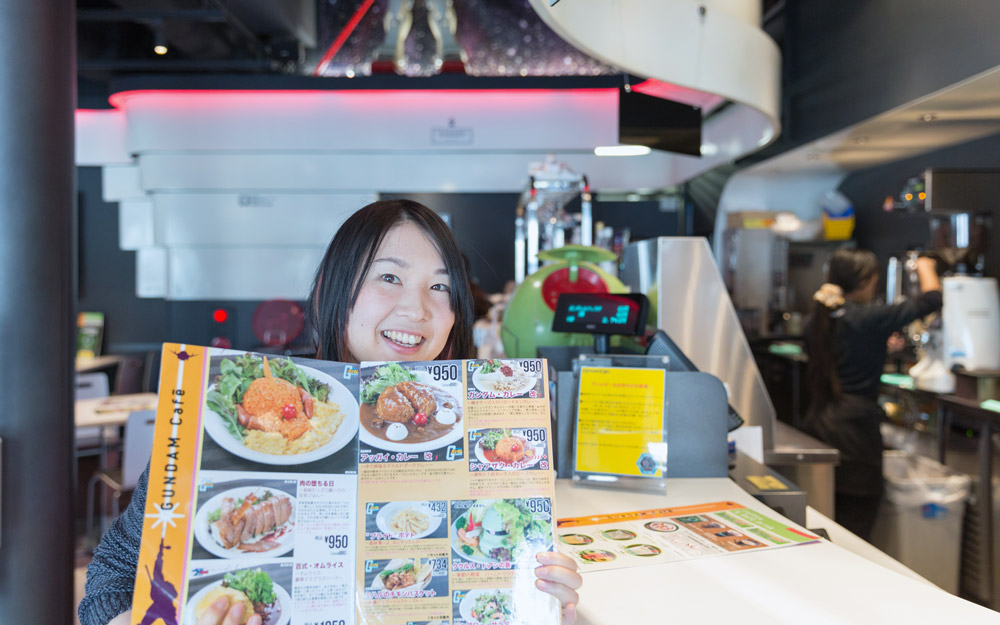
left=345, top=222, right=456, bottom=362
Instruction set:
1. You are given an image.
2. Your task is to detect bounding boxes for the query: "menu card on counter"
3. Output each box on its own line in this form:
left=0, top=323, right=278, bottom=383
left=555, top=502, right=820, bottom=572
left=131, top=345, right=559, bottom=625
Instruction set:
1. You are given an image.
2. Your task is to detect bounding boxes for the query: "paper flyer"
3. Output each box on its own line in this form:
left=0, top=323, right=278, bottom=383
left=574, top=367, right=666, bottom=479
left=131, top=346, right=559, bottom=625
left=555, top=502, right=819, bottom=571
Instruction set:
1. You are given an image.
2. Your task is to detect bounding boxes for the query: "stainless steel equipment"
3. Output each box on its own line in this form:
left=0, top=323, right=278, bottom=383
left=621, top=237, right=778, bottom=450
left=514, top=156, right=592, bottom=284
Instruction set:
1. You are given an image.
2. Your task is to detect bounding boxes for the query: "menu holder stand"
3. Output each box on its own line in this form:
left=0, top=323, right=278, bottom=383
left=570, top=354, right=670, bottom=494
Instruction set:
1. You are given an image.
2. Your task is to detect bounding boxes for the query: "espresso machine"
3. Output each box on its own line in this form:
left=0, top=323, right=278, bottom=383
left=907, top=170, right=1000, bottom=392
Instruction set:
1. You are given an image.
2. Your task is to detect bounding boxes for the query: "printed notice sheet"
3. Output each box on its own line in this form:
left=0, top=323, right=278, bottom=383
left=131, top=346, right=558, bottom=625
left=575, top=367, right=666, bottom=478
left=356, top=358, right=558, bottom=625
left=555, top=502, right=820, bottom=571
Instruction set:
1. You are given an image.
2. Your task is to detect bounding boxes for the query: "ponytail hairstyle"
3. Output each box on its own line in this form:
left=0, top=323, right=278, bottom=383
left=306, top=199, right=475, bottom=362
left=806, top=248, right=879, bottom=407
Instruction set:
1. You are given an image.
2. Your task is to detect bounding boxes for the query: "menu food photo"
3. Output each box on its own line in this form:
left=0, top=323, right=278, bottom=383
left=130, top=345, right=559, bottom=625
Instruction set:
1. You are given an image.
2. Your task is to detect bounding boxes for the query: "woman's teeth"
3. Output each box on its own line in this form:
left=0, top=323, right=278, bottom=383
left=383, top=330, right=422, bottom=346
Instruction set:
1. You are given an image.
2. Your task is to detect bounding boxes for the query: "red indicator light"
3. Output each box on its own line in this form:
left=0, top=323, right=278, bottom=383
left=213, top=308, right=229, bottom=323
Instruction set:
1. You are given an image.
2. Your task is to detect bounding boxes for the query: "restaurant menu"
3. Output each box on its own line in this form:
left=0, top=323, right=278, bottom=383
left=555, top=502, right=820, bottom=572
left=131, top=345, right=559, bottom=625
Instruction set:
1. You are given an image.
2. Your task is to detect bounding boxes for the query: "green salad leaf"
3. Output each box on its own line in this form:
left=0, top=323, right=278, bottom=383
left=379, top=561, right=415, bottom=580
left=223, top=568, right=276, bottom=604
left=480, top=429, right=510, bottom=451
left=473, top=591, right=511, bottom=620
left=360, top=363, right=418, bottom=405
left=479, top=359, right=501, bottom=374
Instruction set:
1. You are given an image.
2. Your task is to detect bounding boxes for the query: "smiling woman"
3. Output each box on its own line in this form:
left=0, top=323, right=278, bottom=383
left=306, top=200, right=475, bottom=364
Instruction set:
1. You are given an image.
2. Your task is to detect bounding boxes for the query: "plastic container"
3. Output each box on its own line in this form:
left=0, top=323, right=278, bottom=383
left=871, top=451, right=971, bottom=594
left=821, top=190, right=856, bottom=240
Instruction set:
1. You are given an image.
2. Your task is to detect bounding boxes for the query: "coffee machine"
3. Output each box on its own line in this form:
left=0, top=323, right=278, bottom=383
left=907, top=170, right=1000, bottom=392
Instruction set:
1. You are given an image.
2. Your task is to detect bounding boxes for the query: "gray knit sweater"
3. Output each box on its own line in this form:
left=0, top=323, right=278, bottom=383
left=79, top=462, right=150, bottom=625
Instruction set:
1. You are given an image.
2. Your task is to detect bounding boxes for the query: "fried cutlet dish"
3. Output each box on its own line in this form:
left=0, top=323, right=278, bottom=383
left=376, top=385, right=416, bottom=423
left=396, top=381, right=437, bottom=416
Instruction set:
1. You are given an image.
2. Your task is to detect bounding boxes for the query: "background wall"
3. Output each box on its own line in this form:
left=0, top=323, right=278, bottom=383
left=79, top=175, right=683, bottom=356
left=839, top=131, right=1000, bottom=282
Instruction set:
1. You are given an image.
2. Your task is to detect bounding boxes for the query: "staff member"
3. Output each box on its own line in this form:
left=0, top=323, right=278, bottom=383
left=803, top=249, right=941, bottom=540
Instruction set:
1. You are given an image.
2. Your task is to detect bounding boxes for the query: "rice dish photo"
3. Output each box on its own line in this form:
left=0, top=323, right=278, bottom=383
left=601, top=528, right=636, bottom=541
left=578, top=549, right=616, bottom=563
left=192, top=568, right=283, bottom=625
left=474, top=428, right=544, bottom=468
left=205, top=354, right=348, bottom=459
left=473, top=360, right=535, bottom=396
left=558, top=533, right=594, bottom=546
left=624, top=543, right=662, bottom=557
left=644, top=521, right=679, bottom=533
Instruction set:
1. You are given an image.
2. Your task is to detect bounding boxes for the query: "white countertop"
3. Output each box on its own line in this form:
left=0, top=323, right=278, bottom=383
left=555, top=478, right=998, bottom=624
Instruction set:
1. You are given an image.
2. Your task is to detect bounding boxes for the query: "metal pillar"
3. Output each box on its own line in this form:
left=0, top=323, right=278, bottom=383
left=0, top=2, right=76, bottom=624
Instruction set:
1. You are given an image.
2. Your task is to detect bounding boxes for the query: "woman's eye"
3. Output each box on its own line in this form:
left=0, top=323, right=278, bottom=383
left=379, top=273, right=401, bottom=284
left=431, top=283, right=451, bottom=293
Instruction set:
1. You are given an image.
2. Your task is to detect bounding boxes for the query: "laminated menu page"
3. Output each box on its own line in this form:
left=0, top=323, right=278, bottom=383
left=356, top=358, right=558, bottom=625
left=130, top=346, right=559, bottom=625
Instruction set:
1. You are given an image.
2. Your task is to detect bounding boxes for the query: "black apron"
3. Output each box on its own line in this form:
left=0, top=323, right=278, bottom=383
left=801, top=393, right=885, bottom=497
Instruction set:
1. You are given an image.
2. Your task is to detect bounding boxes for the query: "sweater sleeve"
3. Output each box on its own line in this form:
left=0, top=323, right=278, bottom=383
left=78, top=462, right=149, bottom=625
left=858, top=290, right=943, bottom=337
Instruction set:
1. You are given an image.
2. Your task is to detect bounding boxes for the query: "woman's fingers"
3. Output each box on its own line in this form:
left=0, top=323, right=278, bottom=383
left=561, top=601, right=578, bottom=625
left=534, top=551, right=583, bottom=616
left=221, top=602, right=247, bottom=625
left=194, top=596, right=249, bottom=625
left=195, top=597, right=230, bottom=625
left=535, top=576, right=580, bottom=608
left=535, top=551, right=583, bottom=589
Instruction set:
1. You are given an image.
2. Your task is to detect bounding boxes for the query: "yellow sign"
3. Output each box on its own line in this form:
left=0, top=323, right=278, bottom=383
left=575, top=367, right=666, bottom=477
left=746, top=475, right=788, bottom=491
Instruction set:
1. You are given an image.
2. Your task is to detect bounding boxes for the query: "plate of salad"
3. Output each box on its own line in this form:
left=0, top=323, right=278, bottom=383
left=459, top=589, right=513, bottom=624
left=451, top=498, right=553, bottom=565
left=203, top=352, right=358, bottom=465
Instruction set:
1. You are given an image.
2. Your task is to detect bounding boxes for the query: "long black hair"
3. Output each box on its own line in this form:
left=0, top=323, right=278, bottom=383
left=805, top=248, right=879, bottom=408
left=306, top=199, right=475, bottom=362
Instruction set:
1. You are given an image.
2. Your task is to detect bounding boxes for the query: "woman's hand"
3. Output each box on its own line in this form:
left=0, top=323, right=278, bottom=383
left=195, top=596, right=262, bottom=625
left=535, top=551, right=583, bottom=625
left=915, top=256, right=942, bottom=292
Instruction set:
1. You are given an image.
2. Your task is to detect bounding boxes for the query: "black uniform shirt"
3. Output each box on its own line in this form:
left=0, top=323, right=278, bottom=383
left=832, top=290, right=943, bottom=398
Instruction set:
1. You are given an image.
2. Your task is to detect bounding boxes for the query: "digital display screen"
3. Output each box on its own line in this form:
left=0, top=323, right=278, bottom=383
left=551, top=293, right=649, bottom=336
